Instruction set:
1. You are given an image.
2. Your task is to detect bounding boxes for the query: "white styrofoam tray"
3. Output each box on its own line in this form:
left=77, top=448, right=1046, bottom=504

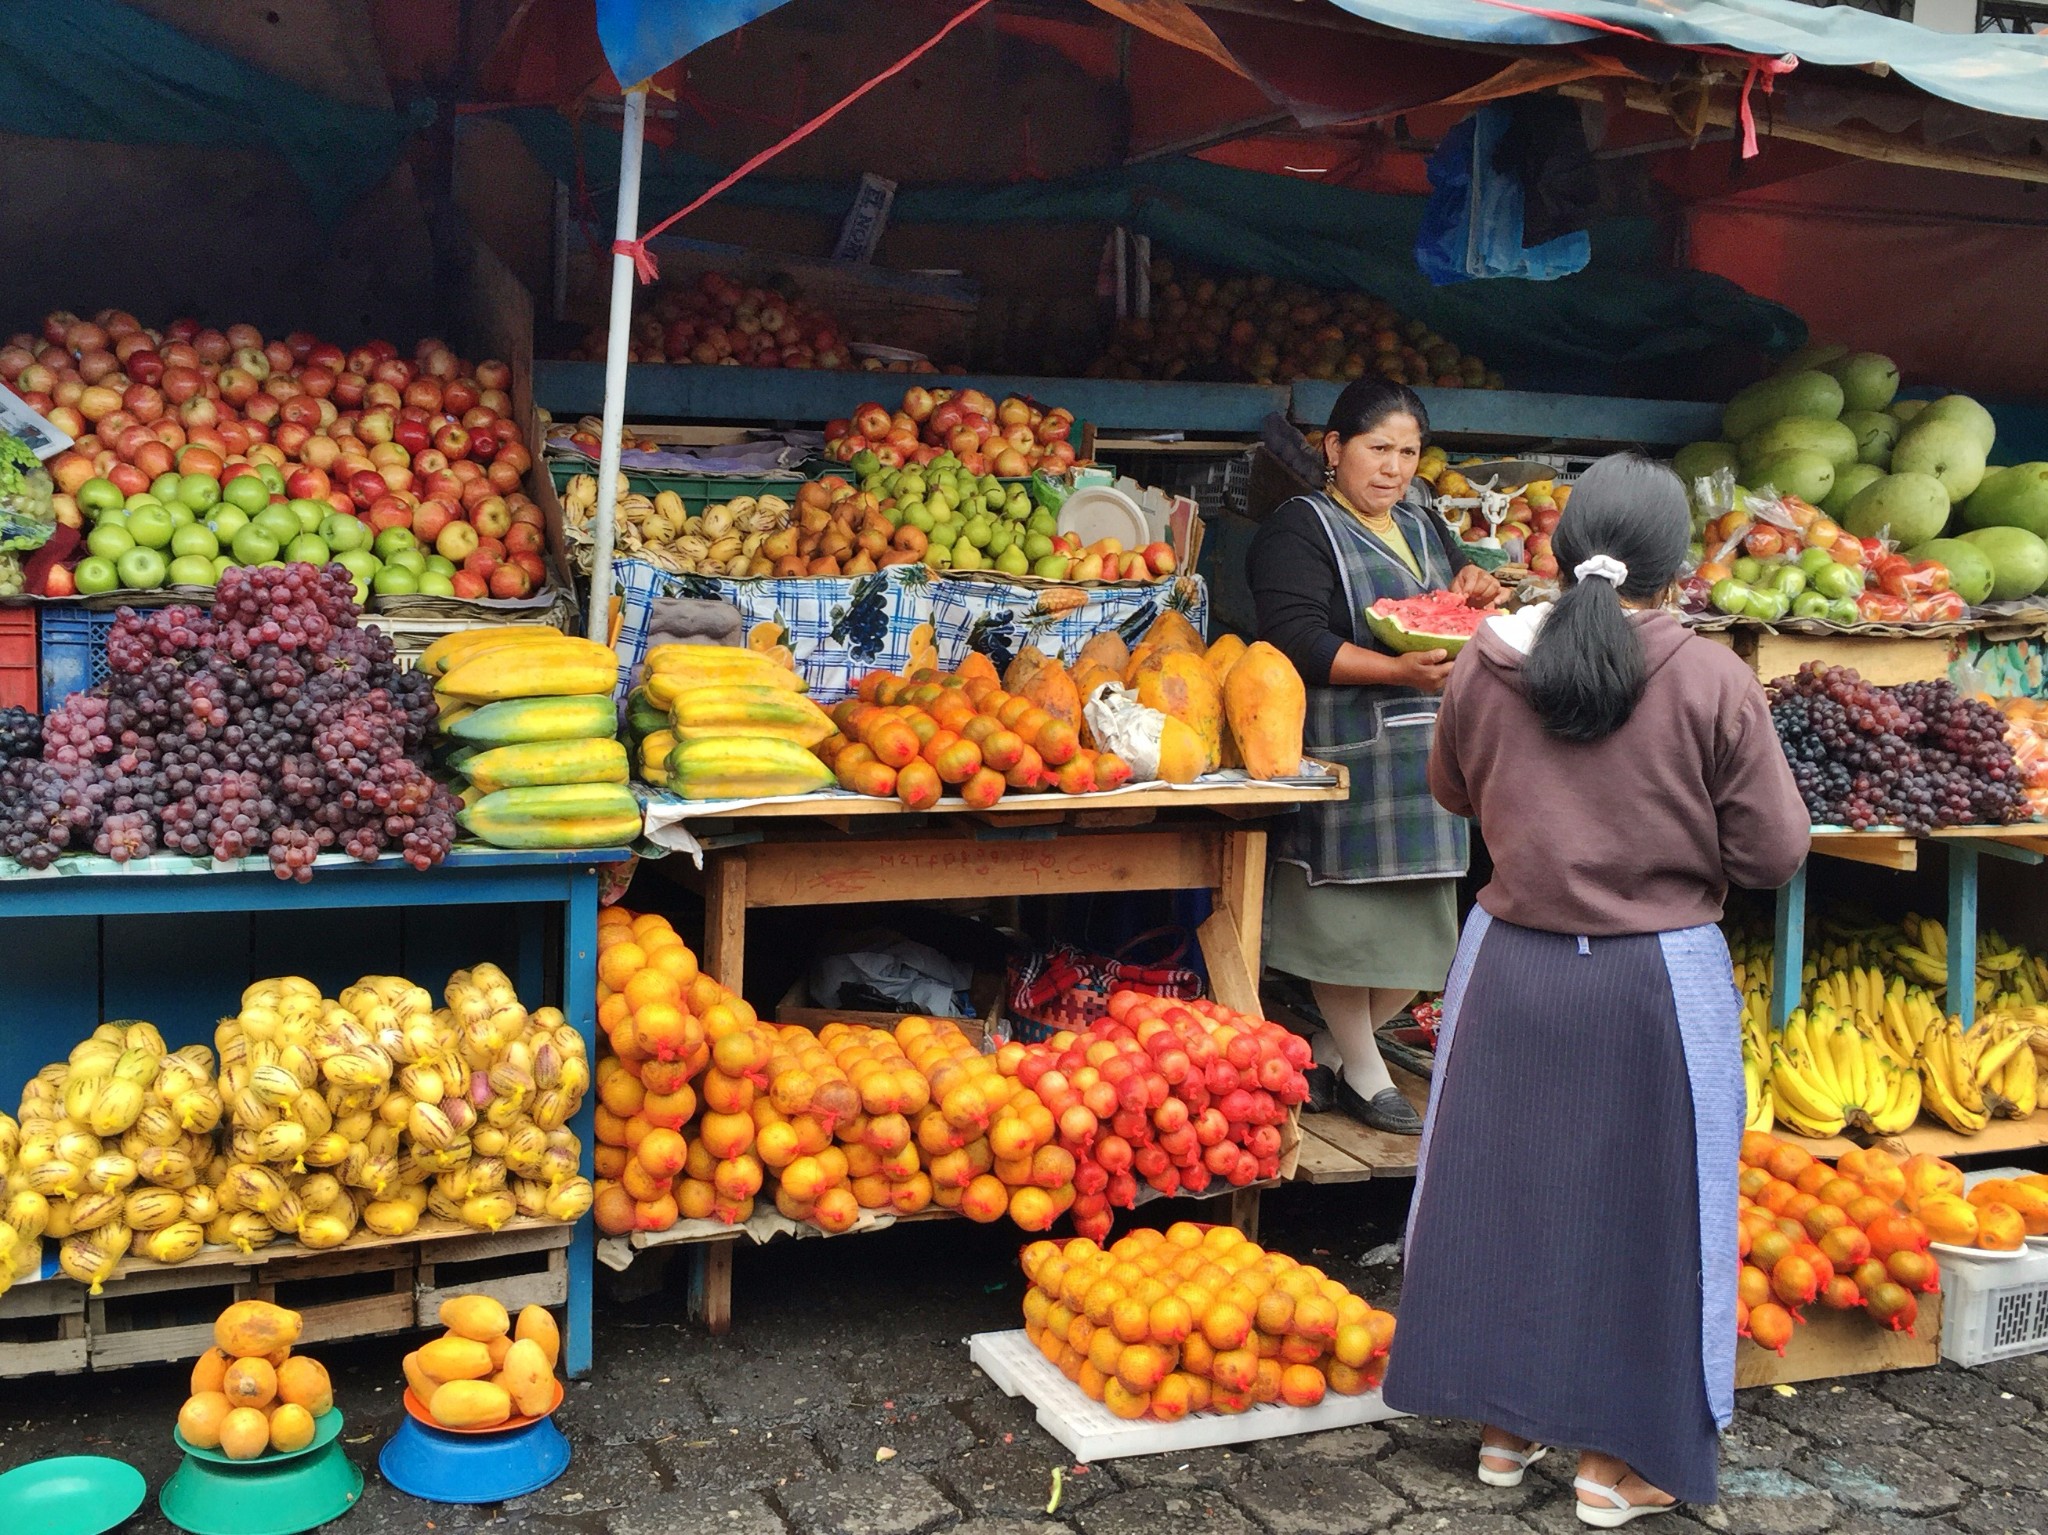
left=969, top=1328, right=1401, bottom=1462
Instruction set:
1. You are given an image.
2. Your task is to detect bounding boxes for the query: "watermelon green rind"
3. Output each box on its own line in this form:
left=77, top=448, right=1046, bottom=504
left=1365, top=596, right=1483, bottom=656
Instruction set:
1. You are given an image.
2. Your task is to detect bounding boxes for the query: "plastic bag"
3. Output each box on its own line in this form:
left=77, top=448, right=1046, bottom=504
left=1415, top=106, right=1591, bottom=286
left=0, top=433, right=54, bottom=554
left=1082, top=683, right=1167, bottom=781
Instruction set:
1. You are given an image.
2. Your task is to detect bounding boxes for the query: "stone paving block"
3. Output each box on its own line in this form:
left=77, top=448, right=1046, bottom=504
left=1688, top=1467, right=1838, bottom=1535
left=1875, top=1366, right=2039, bottom=1428
left=956, top=1387, right=1049, bottom=1445
left=1072, top=1488, right=1255, bottom=1535
left=940, top=1523, right=1076, bottom=1535
left=1230, top=1461, right=1406, bottom=1534
left=556, top=1351, right=710, bottom=1444
left=610, top=1490, right=790, bottom=1535
left=1953, top=1488, right=2048, bottom=1535
left=1256, top=1425, right=1393, bottom=1465
left=1747, top=1382, right=1924, bottom=1448
left=1718, top=1411, right=1804, bottom=1470
left=697, top=1346, right=870, bottom=1425
left=1789, top=1444, right=1968, bottom=1518
left=655, top=1425, right=832, bottom=1496
left=1386, top=1517, right=1535, bottom=1535
left=771, top=1467, right=962, bottom=1535
left=935, top=1439, right=1108, bottom=1519
left=1973, top=1351, right=2048, bottom=1406
left=1372, top=1443, right=1536, bottom=1512
left=816, top=1401, right=978, bottom=1470
left=1912, top=1423, right=2048, bottom=1490
left=503, top=1442, right=669, bottom=1517
left=1106, top=1445, right=1254, bottom=1488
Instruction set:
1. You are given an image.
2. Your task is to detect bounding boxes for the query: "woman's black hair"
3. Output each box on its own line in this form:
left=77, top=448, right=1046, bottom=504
left=1521, top=452, right=1691, bottom=744
left=1325, top=377, right=1430, bottom=442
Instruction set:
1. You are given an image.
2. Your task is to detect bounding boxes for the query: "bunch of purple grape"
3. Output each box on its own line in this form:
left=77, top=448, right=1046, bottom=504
left=1768, top=663, right=2025, bottom=833
left=3, top=564, right=460, bottom=880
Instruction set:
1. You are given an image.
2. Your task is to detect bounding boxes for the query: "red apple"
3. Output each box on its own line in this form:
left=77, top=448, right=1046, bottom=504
left=1143, top=542, right=1176, bottom=576
left=367, top=497, right=414, bottom=533
left=41, top=563, right=74, bottom=598
left=873, top=445, right=904, bottom=470
left=286, top=465, right=331, bottom=501
left=331, top=372, right=366, bottom=408
left=504, top=522, right=545, bottom=557
left=1003, top=424, right=1037, bottom=454
left=264, top=340, right=296, bottom=375
left=960, top=451, right=990, bottom=477
left=356, top=409, right=395, bottom=446
left=364, top=381, right=402, bottom=411
left=393, top=417, right=431, bottom=456
left=242, top=393, right=280, bottom=427
left=450, top=570, right=489, bottom=599
left=442, top=378, right=481, bottom=415
left=349, top=470, right=389, bottom=508
left=107, top=462, right=148, bottom=497
left=472, top=497, right=512, bottom=538
left=377, top=464, right=413, bottom=495
left=434, top=423, right=471, bottom=460
left=300, top=435, right=341, bottom=471
left=371, top=356, right=414, bottom=390
left=306, top=342, right=345, bottom=373
left=475, top=359, right=511, bottom=391
left=824, top=418, right=852, bottom=440
left=511, top=551, right=547, bottom=585
left=411, top=499, right=457, bottom=544
left=462, top=549, right=502, bottom=580
left=901, top=386, right=935, bottom=422
left=403, top=378, right=443, bottom=413
left=997, top=397, right=1032, bottom=429
left=854, top=402, right=892, bottom=440
left=992, top=448, right=1030, bottom=477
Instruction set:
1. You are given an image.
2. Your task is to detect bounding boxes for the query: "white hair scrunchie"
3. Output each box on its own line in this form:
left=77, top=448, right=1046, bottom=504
left=1573, top=554, right=1628, bottom=587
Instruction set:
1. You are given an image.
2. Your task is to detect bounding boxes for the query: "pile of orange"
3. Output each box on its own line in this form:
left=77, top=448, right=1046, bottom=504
left=1737, top=1132, right=1939, bottom=1354
left=1020, top=1223, right=1394, bottom=1422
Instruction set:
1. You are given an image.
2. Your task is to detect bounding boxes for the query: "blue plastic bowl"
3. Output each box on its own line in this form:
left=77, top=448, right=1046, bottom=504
left=377, top=1413, right=570, bottom=1504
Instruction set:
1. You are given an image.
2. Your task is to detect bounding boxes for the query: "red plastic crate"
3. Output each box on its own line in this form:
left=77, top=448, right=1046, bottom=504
left=0, top=609, right=35, bottom=711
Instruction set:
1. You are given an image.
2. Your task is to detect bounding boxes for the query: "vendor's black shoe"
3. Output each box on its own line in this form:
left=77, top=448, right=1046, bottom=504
left=1304, top=1064, right=1337, bottom=1114
left=1337, top=1078, right=1423, bottom=1136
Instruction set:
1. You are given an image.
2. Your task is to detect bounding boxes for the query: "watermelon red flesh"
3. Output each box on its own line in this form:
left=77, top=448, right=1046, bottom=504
left=1365, top=592, right=1486, bottom=655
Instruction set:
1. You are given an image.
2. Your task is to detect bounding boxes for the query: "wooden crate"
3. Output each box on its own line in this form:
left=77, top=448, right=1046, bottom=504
left=0, top=1275, right=88, bottom=1378
left=775, top=976, right=1003, bottom=1053
left=87, top=1259, right=247, bottom=1373
left=248, top=1244, right=417, bottom=1349
left=415, top=1224, right=572, bottom=1324
left=1735, top=1292, right=1942, bottom=1388
left=1735, top=630, right=1960, bottom=687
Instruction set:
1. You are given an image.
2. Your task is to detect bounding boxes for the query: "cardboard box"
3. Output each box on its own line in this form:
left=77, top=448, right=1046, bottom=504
left=1734, top=1292, right=1941, bottom=1389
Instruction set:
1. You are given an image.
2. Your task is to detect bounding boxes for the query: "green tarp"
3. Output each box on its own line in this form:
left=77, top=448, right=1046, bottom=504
left=512, top=110, right=1801, bottom=393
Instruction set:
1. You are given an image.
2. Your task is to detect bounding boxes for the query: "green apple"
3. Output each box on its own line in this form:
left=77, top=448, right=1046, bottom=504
left=255, top=463, right=285, bottom=495
left=126, top=505, right=174, bottom=549
left=168, top=554, right=220, bottom=587
left=230, top=525, right=281, bottom=565
left=78, top=477, right=124, bottom=514
left=171, top=524, right=219, bottom=560
left=417, top=571, right=456, bottom=597
left=124, top=490, right=162, bottom=512
left=1709, top=578, right=1751, bottom=615
left=209, top=506, right=249, bottom=542
left=115, top=546, right=167, bottom=589
left=167, top=503, right=195, bottom=528
left=253, top=506, right=301, bottom=547
left=371, top=565, right=418, bottom=596
left=1791, top=591, right=1832, bottom=620
left=86, top=523, right=135, bottom=560
left=212, top=554, right=236, bottom=579
left=179, top=473, right=222, bottom=511
left=1814, top=562, right=1863, bottom=601
left=93, top=506, right=129, bottom=531
left=288, top=498, right=328, bottom=533
left=386, top=548, right=426, bottom=576
left=74, top=555, right=120, bottom=595
left=284, top=534, right=331, bottom=565
left=1828, top=596, right=1861, bottom=625
left=335, top=549, right=381, bottom=583
left=1798, top=546, right=1836, bottom=579
left=222, top=475, right=270, bottom=516
left=150, top=472, right=183, bottom=503
left=1745, top=589, right=1790, bottom=622
left=1770, top=565, right=1808, bottom=598
left=1732, top=556, right=1764, bottom=584
left=373, top=527, right=418, bottom=560
left=320, top=514, right=369, bottom=552
left=423, top=554, right=455, bottom=578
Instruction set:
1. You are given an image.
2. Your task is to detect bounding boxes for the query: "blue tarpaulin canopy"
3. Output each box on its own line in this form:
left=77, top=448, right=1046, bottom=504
left=1316, top=0, right=2048, bottom=123
left=594, top=0, right=798, bottom=91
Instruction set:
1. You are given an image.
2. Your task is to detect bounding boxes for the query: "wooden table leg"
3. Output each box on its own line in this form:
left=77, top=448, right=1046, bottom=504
left=1228, top=1187, right=1262, bottom=1244
left=1219, top=827, right=1267, bottom=979
left=703, top=1238, right=735, bottom=1335
left=703, top=851, right=747, bottom=992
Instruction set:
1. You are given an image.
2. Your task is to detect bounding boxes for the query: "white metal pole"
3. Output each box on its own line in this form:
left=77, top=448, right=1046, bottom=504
left=586, top=84, right=648, bottom=644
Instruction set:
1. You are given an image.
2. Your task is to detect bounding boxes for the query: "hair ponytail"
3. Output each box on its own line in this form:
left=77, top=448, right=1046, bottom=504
left=1521, top=453, right=1691, bottom=743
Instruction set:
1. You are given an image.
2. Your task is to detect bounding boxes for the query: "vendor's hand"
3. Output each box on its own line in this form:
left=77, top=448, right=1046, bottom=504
left=1395, top=648, right=1456, bottom=695
left=1452, top=564, right=1503, bottom=608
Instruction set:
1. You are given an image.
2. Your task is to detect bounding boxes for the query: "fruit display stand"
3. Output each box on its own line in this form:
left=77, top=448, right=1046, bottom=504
left=622, top=779, right=1342, bottom=1331
left=0, top=846, right=624, bottom=1380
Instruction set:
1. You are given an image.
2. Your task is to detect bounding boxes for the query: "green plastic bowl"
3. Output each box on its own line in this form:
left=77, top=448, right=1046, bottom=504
left=174, top=1407, right=343, bottom=1466
left=0, top=1455, right=146, bottom=1535
left=159, top=1435, right=362, bottom=1535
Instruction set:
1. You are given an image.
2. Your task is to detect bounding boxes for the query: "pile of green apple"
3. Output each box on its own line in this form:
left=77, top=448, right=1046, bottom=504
left=1705, top=545, right=1867, bottom=624
left=72, top=470, right=458, bottom=602
left=863, top=460, right=1058, bottom=576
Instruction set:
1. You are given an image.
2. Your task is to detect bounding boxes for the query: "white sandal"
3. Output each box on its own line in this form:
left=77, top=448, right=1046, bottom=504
left=1477, top=1440, right=1548, bottom=1488
left=1574, top=1475, right=1676, bottom=1528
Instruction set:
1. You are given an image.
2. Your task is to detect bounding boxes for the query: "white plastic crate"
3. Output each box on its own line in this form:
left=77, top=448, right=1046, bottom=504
left=969, top=1329, right=1400, bottom=1462
left=1937, top=1243, right=2048, bottom=1367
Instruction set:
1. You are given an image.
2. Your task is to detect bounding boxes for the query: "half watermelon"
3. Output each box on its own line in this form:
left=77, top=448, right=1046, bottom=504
left=1365, top=592, right=1488, bottom=656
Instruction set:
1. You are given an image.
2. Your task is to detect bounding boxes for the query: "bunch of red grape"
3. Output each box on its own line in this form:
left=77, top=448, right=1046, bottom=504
left=1768, top=663, right=2025, bottom=833
left=1, top=564, right=459, bottom=879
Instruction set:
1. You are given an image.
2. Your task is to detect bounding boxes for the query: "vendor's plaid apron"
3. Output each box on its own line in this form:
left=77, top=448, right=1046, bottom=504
left=1273, top=492, right=1471, bottom=886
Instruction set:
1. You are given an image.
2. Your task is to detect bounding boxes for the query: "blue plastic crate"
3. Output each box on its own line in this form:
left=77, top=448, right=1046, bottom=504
left=38, top=606, right=116, bottom=712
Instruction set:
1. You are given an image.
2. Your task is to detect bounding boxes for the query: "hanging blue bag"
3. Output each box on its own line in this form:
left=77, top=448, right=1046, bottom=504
left=1415, top=104, right=1591, bottom=285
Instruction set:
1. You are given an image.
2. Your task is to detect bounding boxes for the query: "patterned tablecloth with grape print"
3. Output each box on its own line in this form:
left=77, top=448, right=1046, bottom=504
left=609, top=559, right=1209, bottom=700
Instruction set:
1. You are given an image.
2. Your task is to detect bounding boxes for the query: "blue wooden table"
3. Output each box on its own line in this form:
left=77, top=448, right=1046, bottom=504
left=0, top=845, right=627, bottom=1377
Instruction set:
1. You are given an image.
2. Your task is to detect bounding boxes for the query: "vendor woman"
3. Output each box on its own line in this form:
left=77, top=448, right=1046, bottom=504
left=1384, top=453, right=1807, bottom=1524
left=1248, top=378, right=1500, bottom=1135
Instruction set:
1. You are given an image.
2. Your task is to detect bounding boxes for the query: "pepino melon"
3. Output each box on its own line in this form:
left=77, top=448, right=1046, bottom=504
left=1364, top=593, right=1487, bottom=657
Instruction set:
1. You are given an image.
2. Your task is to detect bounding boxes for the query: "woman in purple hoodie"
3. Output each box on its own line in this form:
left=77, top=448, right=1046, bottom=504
left=1382, top=454, right=1808, bottom=1527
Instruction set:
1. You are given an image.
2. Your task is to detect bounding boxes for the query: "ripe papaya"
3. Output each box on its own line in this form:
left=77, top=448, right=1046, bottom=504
left=419, top=625, right=562, bottom=675
left=465, top=738, right=629, bottom=794
left=1076, top=631, right=1130, bottom=678
left=458, top=783, right=642, bottom=849
left=429, top=1379, right=513, bottom=1430
left=1002, top=646, right=1051, bottom=695
left=667, top=738, right=834, bottom=801
left=448, top=694, right=619, bottom=747
left=667, top=687, right=836, bottom=748
left=1134, top=651, right=1222, bottom=772
left=439, top=639, right=619, bottom=702
left=1224, top=641, right=1307, bottom=780
left=1016, top=655, right=1081, bottom=728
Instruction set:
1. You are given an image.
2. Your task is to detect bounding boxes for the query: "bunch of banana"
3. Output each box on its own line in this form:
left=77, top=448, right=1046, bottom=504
left=1770, top=1003, right=1920, bottom=1138
left=1918, top=1016, right=1992, bottom=1133
left=1961, top=1009, right=2040, bottom=1121
left=1741, top=986, right=1773, bottom=1134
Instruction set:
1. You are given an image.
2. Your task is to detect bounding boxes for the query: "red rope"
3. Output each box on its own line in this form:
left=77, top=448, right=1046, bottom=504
left=613, top=0, right=996, bottom=282
left=1468, top=0, right=1796, bottom=158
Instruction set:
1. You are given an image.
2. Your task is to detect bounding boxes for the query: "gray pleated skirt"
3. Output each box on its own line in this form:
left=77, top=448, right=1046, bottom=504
left=1263, top=861, right=1460, bottom=991
left=1382, top=915, right=1719, bottom=1505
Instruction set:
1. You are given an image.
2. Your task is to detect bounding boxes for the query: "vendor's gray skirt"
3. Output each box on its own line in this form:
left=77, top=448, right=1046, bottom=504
left=1263, top=860, right=1459, bottom=992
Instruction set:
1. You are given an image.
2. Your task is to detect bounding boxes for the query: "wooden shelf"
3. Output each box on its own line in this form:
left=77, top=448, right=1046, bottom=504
left=1778, top=1108, right=2048, bottom=1164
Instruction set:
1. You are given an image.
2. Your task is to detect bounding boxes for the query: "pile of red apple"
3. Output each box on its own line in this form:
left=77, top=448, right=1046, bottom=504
left=999, top=991, right=1310, bottom=1242
left=826, top=386, right=1078, bottom=478
left=576, top=270, right=855, bottom=370
left=6, top=309, right=549, bottom=600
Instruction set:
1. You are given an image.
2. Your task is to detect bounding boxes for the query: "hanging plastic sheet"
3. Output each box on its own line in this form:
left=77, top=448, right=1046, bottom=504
left=1415, top=105, right=1592, bottom=285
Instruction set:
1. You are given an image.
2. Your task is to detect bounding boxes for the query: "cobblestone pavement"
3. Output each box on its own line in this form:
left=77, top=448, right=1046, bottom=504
left=3, top=1181, right=2044, bottom=1535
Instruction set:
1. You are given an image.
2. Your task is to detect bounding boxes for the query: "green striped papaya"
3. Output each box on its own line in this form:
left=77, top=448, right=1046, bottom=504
left=667, top=737, right=834, bottom=801
left=448, top=695, right=619, bottom=747
left=458, top=784, right=641, bottom=849
left=465, top=738, right=629, bottom=794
